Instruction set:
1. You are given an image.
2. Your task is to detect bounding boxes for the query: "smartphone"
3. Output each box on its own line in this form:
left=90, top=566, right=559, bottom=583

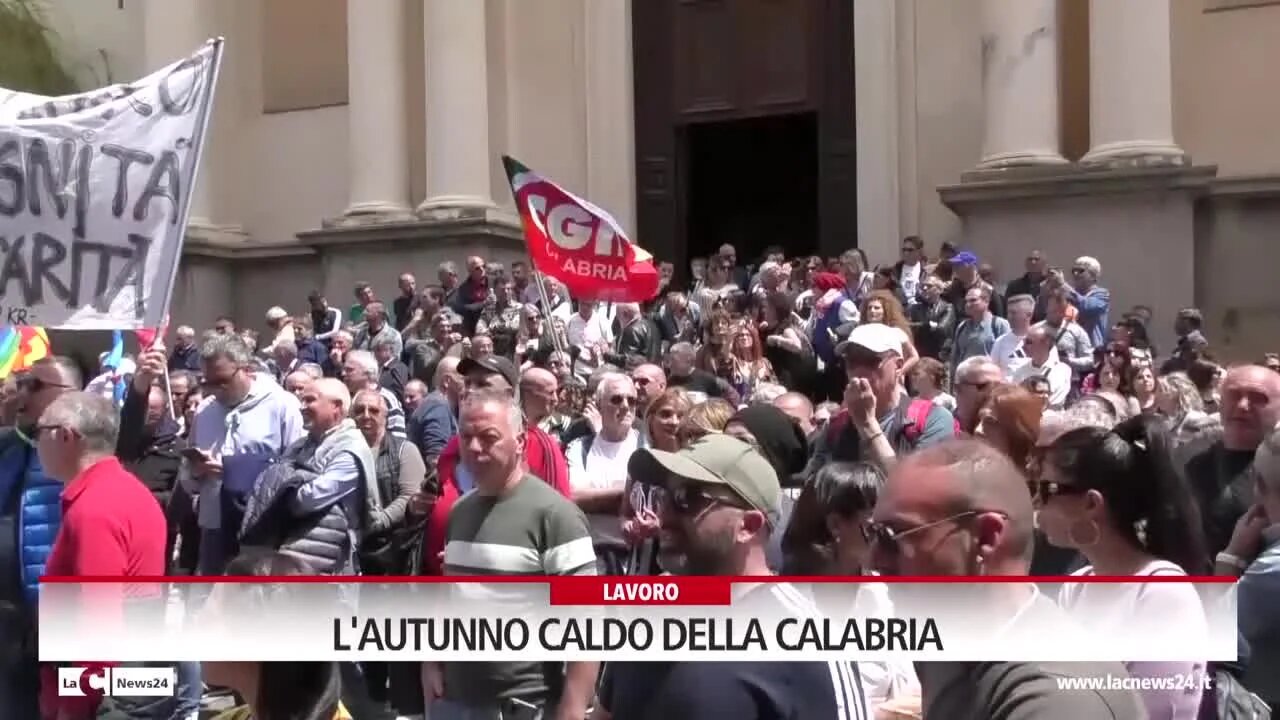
left=181, top=447, right=210, bottom=463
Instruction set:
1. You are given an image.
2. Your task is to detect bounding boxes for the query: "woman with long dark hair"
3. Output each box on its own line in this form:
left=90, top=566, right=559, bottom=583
left=206, top=550, right=346, bottom=720
left=780, top=462, right=883, bottom=575
left=779, top=462, right=919, bottom=707
left=1035, top=414, right=1210, bottom=720
left=760, top=290, right=812, bottom=394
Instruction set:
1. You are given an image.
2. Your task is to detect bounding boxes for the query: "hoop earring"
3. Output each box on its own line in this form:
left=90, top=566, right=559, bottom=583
left=1066, top=519, right=1101, bottom=548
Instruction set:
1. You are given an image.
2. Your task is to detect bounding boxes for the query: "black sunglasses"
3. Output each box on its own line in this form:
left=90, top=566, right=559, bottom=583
left=862, top=510, right=1002, bottom=554
left=667, top=483, right=749, bottom=516
left=609, top=394, right=637, bottom=408
left=19, top=376, right=70, bottom=393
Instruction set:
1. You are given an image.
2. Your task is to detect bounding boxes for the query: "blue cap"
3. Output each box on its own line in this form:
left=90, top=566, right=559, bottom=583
left=950, top=251, right=979, bottom=266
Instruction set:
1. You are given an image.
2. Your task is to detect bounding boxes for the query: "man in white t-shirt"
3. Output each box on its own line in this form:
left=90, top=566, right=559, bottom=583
left=895, top=235, right=925, bottom=308
left=1012, top=326, right=1071, bottom=409
left=566, top=300, right=614, bottom=380
left=991, top=294, right=1036, bottom=378
left=565, top=372, right=642, bottom=574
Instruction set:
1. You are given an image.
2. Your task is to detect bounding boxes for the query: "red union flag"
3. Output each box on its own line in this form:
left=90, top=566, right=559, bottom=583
left=503, top=156, right=660, bottom=303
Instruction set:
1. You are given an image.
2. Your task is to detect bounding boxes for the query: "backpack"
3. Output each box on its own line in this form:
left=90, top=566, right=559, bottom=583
left=825, top=397, right=959, bottom=449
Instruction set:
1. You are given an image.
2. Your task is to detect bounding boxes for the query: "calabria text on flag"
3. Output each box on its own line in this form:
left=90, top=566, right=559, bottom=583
left=503, top=156, right=660, bottom=303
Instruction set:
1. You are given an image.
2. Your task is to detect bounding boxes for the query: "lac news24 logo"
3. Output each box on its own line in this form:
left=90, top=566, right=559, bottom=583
left=58, top=666, right=175, bottom=697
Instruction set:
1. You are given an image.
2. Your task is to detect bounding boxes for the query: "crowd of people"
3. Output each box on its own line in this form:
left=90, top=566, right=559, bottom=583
left=0, top=239, right=1277, bottom=720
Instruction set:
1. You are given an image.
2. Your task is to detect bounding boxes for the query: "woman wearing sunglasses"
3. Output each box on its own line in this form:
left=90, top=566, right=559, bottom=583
left=1035, top=414, right=1211, bottom=720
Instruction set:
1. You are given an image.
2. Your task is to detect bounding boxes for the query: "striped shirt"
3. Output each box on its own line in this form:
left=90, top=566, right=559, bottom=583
left=767, top=583, right=871, bottom=720
left=378, top=387, right=406, bottom=439
left=442, top=474, right=596, bottom=705
left=601, top=583, right=870, bottom=720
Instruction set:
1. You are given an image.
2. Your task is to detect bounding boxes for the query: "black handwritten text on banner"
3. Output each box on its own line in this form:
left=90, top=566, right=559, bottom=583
left=0, top=42, right=219, bottom=329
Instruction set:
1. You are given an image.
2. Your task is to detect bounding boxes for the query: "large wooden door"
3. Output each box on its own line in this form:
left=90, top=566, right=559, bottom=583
left=633, top=0, right=856, bottom=275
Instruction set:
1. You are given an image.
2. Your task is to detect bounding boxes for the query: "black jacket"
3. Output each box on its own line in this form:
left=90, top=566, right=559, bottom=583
left=379, top=360, right=410, bottom=403
left=115, top=383, right=183, bottom=510
left=605, top=318, right=661, bottom=370
left=909, top=299, right=957, bottom=361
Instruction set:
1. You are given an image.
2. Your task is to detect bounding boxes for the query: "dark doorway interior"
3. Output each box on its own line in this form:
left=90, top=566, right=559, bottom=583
left=684, top=113, right=819, bottom=267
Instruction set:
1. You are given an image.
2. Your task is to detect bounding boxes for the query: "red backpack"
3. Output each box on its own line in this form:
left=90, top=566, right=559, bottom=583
left=826, top=398, right=959, bottom=448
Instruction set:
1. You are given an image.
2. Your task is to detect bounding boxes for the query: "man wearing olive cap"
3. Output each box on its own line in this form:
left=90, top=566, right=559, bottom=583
left=594, top=434, right=870, bottom=720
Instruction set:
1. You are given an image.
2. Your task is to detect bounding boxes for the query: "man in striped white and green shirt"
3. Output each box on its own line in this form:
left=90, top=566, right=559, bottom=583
left=425, top=390, right=598, bottom=720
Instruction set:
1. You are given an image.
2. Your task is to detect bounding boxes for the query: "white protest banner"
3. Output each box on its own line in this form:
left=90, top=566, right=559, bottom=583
left=0, top=38, right=224, bottom=329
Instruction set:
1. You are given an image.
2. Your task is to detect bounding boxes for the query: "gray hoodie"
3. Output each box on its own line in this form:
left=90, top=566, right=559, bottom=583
left=181, top=373, right=305, bottom=530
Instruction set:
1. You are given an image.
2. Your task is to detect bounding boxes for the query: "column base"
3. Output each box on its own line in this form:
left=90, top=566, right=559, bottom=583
left=1081, top=140, right=1188, bottom=168
left=185, top=219, right=248, bottom=245
left=976, top=150, right=1069, bottom=171
left=325, top=201, right=417, bottom=228
left=416, top=195, right=497, bottom=221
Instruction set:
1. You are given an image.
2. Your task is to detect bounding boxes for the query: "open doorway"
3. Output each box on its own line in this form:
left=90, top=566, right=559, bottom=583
left=684, top=112, right=818, bottom=268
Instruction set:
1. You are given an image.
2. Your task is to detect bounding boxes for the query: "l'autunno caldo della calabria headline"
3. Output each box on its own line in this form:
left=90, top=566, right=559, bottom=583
left=39, top=576, right=1237, bottom=663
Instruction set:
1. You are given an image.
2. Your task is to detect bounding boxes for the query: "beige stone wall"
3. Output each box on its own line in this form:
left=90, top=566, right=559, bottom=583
left=1173, top=0, right=1280, bottom=174
left=905, top=0, right=985, bottom=253
left=1197, top=189, right=1280, bottom=362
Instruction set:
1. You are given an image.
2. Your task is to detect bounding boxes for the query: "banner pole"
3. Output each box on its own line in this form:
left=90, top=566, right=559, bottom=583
left=153, top=38, right=226, bottom=331
left=531, top=269, right=566, bottom=357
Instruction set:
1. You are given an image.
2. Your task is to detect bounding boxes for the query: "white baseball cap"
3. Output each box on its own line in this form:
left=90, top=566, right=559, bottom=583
left=835, top=323, right=903, bottom=358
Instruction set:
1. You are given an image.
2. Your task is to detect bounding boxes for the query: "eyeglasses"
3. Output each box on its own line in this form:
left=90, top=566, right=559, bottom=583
left=667, top=483, right=750, bottom=517
left=19, top=376, right=70, bottom=393
left=862, top=510, right=1004, bottom=554
left=1071, top=267, right=1087, bottom=275
left=609, top=394, right=637, bottom=408
left=351, top=404, right=383, bottom=417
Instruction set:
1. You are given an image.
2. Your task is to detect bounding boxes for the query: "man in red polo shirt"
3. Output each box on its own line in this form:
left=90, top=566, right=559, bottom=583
left=36, top=392, right=168, bottom=719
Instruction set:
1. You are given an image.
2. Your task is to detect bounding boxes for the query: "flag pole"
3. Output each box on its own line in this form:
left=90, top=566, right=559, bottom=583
left=153, top=38, right=225, bottom=330
left=530, top=269, right=566, bottom=358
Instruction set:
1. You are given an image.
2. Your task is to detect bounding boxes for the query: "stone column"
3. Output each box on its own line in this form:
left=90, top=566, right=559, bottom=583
left=418, top=0, right=494, bottom=212
left=342, top=0, right=412, bottom=219
left=854, top=0, right=902, bottom=263
left=976, top=0, right=1066, bottom=169
left=584, top=0, right=637, bottom=237
left=144, top=0, right=214, bottom=226
left=1082, top=0, right=1185, bottom=165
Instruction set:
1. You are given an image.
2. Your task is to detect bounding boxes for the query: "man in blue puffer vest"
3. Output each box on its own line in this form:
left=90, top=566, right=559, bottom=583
left=0, top=356, right=80, bottom=716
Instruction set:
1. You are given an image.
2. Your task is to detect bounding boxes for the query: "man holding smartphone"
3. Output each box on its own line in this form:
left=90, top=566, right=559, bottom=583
left=176, top=333, right=304, bottom=576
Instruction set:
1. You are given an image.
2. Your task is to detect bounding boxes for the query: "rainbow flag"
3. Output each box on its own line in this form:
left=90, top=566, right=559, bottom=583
left=0, top=326, right=51, bottom=379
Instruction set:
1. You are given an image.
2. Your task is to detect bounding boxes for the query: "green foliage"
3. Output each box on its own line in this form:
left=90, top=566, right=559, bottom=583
left=0, top=0, right=77, bottom=95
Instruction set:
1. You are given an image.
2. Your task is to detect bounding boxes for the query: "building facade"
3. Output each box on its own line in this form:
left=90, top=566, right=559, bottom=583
left=38, top=0, right=1280, bottom=359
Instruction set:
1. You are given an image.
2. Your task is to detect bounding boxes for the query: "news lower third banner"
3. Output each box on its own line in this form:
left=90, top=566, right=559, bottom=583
left=39, top=577, right=1238, bottom=663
